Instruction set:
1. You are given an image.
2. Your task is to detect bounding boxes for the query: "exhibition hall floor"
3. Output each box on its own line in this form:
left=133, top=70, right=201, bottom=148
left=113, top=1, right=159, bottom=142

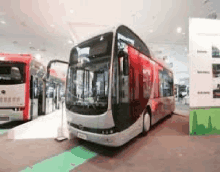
left=1, top=104, right=220, bottom=172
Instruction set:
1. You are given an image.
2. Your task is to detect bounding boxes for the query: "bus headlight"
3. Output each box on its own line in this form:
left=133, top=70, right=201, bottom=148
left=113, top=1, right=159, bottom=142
left=101, top=127, right=117, bottom=135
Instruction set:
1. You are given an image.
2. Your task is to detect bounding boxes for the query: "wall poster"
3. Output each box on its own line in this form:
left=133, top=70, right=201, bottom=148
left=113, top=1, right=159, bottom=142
left=189, top=18, right=220, bottom=135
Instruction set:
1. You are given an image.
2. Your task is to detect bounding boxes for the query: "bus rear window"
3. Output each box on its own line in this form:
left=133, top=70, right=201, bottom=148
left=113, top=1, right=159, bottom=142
left=0, top=62, right=26, bottom=85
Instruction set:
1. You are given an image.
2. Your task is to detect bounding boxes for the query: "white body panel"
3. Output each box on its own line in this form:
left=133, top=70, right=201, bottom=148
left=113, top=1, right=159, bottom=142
left=189, top=18, right=220, bottom=108
left=68, top=114, right=143, bottom=147
left=0, top=109, right=23, bottom=121
left=46, top=98, right=53, bottom=114
left=32, top=99, right=38, bottom=119
left=0, top=84, right=25, bottom=121
left=66, top=109, right=115, bottom=129
left=0, top=84, right=25, bottom=107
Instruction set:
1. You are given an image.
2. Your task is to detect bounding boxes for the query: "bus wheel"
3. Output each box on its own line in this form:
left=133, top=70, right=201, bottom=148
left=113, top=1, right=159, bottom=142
left=142, top=113, right=151, bottom=135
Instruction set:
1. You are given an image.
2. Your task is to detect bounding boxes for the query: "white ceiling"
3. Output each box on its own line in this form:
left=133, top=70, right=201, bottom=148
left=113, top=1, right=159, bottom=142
left=0, top=0, right=219, bottom=65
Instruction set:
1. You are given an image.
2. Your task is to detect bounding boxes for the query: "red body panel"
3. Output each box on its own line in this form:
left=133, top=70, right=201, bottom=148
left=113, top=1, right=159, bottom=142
left=0, top=53, right=65, bottom=121
left=127, top=45, right=163, bottom=120
left=23, top=62, right=31, bottom=120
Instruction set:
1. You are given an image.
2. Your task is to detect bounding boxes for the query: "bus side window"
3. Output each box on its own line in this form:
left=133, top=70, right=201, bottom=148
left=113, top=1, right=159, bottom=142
left=159, top=70, right=173, bottom=97
left=168, top=72, right=174, bottom=96
left=154, top=66, right=160, bottom=98
left=38, top=80, right=43, bottom=99
left=30, top=76, right=33, bottom=99
left=143, top=68, right=150, bottom=99
left=112, top=54, right=119, bottom=104
left=159, top=70, right=164, bottom=98
left=34, top=77, right=39, bottom=98
left=47, top=82, right=54, bottom=98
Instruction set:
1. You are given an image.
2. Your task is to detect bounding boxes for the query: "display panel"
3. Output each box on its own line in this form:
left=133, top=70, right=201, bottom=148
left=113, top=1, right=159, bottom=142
left=189, top=18, right=220, bottom=135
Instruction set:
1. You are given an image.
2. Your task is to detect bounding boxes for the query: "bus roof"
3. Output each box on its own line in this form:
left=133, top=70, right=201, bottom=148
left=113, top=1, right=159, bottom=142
left=0, top=53, right=33, bottom=64
left=72, top=24, right=173, bottom=73
left=0, top=53, right=66, bottom=81
left=74, top=25, right=116, bottom=46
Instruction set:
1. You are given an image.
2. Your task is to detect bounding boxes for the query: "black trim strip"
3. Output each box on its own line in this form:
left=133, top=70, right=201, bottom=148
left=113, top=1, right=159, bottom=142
left=0, top=107, right=23, bottom=110
left=69, top=122, right=118, bottom=134
left=0, top=117, right=9, bottom=121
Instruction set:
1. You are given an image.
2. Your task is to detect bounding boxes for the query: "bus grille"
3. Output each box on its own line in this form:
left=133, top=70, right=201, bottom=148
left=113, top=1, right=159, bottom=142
left=69, top=122, right=118, bottom=134
left=0, top=117, right=9, bottom=121
left=0, top=97, right=21, bottom=103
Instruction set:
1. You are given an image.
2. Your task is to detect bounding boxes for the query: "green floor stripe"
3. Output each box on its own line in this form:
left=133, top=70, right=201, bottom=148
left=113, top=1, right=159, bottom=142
left=190, top=108, right=220, bottom=135
left=0, top=129, right=8, bottom=135
left=21, top=146, right=97, bottom=172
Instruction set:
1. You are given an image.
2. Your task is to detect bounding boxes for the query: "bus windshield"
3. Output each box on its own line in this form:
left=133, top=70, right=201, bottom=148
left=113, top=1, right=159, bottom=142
left=66, top=32, right=113, bottom=115
left=0, top=62, right=26, bottom=85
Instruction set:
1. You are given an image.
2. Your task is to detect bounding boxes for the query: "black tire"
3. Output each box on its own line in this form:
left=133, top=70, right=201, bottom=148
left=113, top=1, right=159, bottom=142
left=142, top=112, right=151, bottom=136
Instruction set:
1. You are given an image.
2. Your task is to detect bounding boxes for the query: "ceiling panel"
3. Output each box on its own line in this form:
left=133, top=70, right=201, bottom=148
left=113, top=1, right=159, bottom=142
left=0, top=0, right=219, bottom=63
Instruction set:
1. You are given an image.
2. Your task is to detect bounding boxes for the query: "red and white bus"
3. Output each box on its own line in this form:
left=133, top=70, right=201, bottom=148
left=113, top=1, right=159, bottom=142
left=0, top=53, right=65, bottom=122
left=47, top=25, right=175, bottom=146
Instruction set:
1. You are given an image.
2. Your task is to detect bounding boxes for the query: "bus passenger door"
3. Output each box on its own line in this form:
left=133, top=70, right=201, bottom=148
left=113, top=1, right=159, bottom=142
left=30, top=76, right=39, bottom=119
left=128, top=47, right=142, bottom=121
left=152, top=64, right=163, bottom=123
left=38, top=79, right=44, bottom=115
left=140, top=53, right=153, bottom=108
left=158, top=69, right=166, bottom=118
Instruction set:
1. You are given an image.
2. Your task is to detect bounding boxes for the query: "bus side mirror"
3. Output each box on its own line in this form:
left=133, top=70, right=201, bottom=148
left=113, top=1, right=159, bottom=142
left=43, top=60, right=69, bottom=82
left=118, top=51, right=129, bottom=76
left=42, top=65, right=51, bottom=82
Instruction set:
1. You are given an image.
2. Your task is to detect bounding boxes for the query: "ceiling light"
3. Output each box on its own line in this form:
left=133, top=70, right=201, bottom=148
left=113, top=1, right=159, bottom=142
left=68, top=40, right=73, bottom=44
left=1, top=21, right=6, bottom=24
left=203, top=0, right=210, bottom=4
left=70, top=9, right=74, bottom=13
left=177, top=27, right=182, bottom=33
left=0, top=57, right=5, bottom=61
left=20, top=22, right=27, bottom=27
left=35, top=54, right=41, bottom=61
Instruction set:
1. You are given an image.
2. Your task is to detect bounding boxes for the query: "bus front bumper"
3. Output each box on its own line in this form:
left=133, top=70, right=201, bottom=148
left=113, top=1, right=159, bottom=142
left=68, top=125, right=126, bottom=147
left=0, top=109, right=23, bottom=121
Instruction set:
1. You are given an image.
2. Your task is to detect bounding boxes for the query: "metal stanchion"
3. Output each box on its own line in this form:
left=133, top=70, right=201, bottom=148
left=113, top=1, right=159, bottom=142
left=55, top=97, right=67, bottom=142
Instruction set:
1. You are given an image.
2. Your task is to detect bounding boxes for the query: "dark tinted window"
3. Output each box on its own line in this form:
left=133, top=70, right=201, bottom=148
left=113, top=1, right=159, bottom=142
left=69, top=32, right=113, bottom=64
left=66, top=32, right=113, bottom=115
left=46, top=82, right=55, bottom=98
left=0, top=62, right=25, bottom=85
left=159, top=69, right=174, bottom=97
left=116, top=25, right=150, bottom=57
